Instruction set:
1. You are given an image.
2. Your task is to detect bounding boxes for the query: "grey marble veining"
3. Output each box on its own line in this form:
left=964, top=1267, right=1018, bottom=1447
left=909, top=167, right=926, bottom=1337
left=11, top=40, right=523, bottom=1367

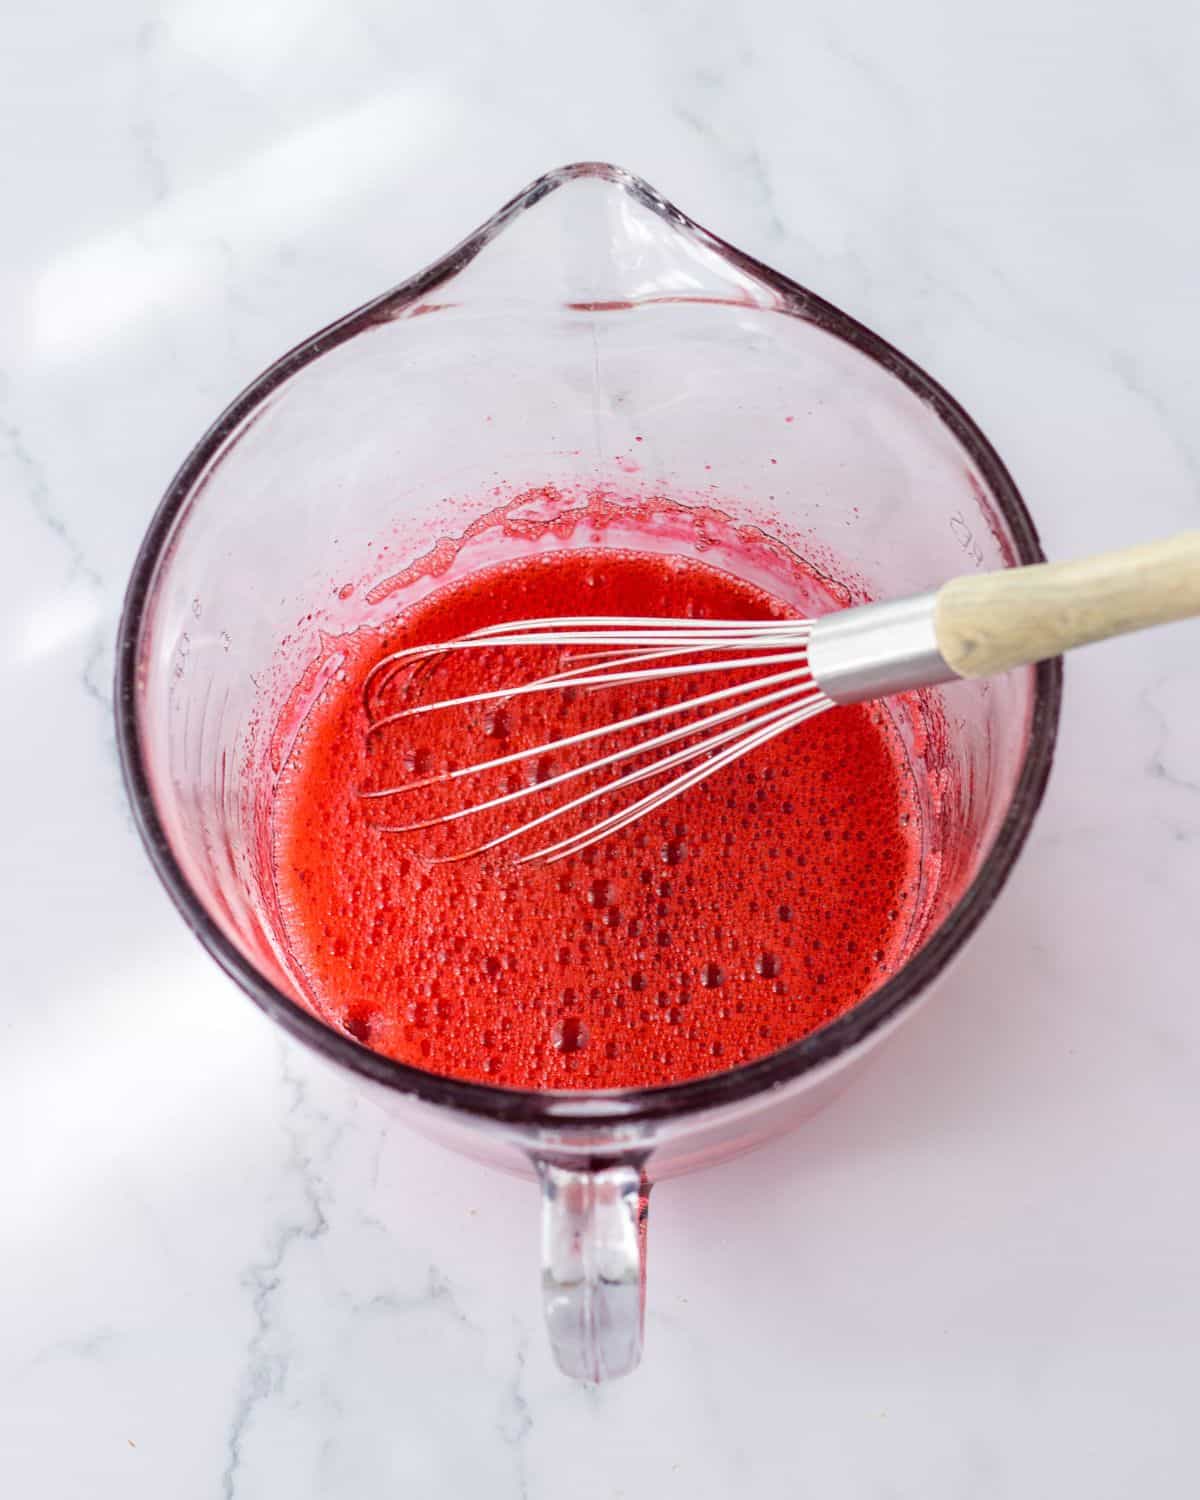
left=3, top=1, right=1199, bottom=1495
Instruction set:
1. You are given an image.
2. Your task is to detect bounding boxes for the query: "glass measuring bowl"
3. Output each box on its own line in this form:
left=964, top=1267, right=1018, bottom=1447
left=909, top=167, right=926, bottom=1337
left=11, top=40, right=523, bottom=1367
left=115, top=163, right=1060, bottom=1381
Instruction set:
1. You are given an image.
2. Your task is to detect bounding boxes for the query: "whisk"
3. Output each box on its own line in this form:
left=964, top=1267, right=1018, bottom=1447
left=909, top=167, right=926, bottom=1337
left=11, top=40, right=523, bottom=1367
left=360, top=531, right=1200, bottom=864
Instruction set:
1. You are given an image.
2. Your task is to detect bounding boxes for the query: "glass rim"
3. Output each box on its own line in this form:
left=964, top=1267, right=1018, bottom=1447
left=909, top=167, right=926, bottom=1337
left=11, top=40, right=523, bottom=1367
left=114, top=162, right=1062, bottom=1131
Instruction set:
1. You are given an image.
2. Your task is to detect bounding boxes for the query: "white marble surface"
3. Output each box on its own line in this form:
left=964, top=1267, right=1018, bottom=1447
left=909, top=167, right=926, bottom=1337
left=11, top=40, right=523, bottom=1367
left=4, top=1, right=1200, bottom=1494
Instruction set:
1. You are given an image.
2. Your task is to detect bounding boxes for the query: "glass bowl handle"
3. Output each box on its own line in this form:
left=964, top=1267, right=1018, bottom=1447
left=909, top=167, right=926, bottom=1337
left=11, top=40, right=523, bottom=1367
left=538, top=1159, right=647, bottom=1380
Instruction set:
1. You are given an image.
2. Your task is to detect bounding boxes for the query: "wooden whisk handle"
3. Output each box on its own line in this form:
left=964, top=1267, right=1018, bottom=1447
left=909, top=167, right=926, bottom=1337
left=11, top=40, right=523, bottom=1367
left=933, top=530, right=1200, bottom=678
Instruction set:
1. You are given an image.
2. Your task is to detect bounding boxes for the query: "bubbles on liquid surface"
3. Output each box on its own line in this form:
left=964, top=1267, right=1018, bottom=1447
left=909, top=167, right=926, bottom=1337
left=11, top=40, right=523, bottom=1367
left=275, top=534, right=921, bottom=1091
left=524, top=754, right=555, bottom=787
left=345, top=1011, right=372, bottom=1043
left=588, top=879, right=613, bottom=908
left=552, top=1017, right=589, bottom=1054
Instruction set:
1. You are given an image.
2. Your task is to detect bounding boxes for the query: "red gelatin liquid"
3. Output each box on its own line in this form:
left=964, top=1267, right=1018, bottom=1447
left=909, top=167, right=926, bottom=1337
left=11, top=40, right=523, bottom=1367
left=271, top=546, right=920, bottom=1089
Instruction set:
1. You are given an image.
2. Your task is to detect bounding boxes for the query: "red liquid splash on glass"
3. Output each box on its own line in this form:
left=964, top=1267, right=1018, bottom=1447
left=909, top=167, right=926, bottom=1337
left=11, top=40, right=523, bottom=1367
left=271, top=548, right=919, bottom=1089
